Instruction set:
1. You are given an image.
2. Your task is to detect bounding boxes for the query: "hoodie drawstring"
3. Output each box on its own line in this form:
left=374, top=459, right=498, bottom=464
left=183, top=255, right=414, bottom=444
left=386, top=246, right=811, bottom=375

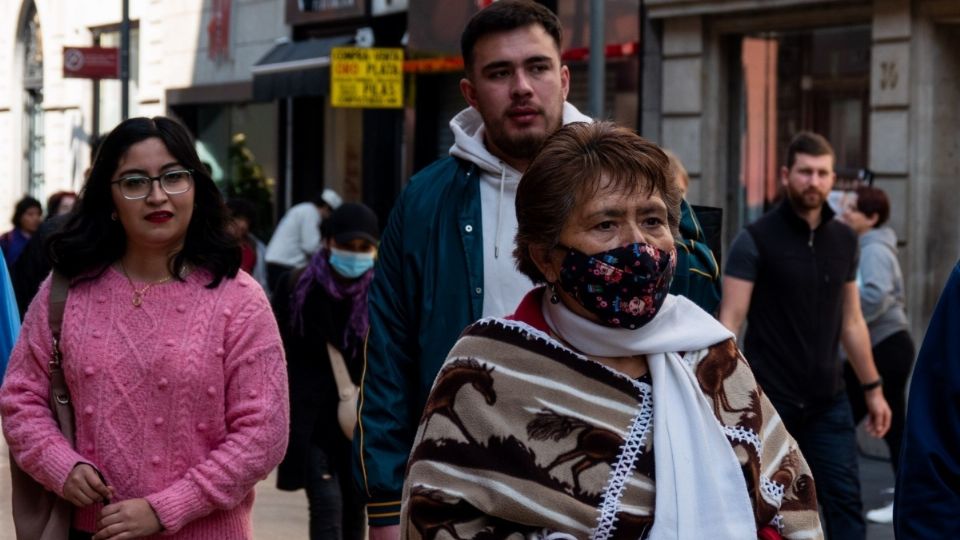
left=494, top=165, right=505, bottom=258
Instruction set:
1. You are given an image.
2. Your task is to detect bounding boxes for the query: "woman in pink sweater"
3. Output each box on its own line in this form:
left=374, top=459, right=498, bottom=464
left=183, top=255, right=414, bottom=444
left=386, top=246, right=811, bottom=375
left=0, top=116, right=289, bottom=539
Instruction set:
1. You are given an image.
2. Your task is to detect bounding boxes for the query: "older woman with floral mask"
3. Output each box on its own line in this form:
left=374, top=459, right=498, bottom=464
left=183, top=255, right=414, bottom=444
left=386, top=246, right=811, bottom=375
left=399, top=122, right=823, bottom=540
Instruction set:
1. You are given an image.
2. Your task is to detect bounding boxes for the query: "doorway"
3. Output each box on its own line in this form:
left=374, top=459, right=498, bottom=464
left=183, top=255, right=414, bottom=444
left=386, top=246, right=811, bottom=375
left=726, top=25, right=871, bottom=235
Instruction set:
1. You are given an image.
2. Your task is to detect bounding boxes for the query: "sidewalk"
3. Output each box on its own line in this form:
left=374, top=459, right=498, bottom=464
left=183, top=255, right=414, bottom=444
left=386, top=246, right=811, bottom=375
left=861, top=453, right=896, bottom=540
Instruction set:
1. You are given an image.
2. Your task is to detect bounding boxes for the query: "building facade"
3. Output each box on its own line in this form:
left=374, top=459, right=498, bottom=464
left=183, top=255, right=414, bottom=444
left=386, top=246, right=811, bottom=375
left=643, top=0, right=960, bottom=338
left=0, top=0, right=290, bottom=226
left=0, top=0, right=398, bottom=237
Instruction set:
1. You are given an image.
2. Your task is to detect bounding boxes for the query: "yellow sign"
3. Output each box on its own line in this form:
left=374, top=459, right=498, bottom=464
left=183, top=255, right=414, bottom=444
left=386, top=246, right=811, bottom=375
left=331, top=47, right=404, bottom=108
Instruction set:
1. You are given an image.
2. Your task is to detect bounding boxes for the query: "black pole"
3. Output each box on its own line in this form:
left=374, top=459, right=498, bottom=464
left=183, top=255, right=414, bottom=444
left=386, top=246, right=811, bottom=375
left=120, top=0, right=130, bottom=120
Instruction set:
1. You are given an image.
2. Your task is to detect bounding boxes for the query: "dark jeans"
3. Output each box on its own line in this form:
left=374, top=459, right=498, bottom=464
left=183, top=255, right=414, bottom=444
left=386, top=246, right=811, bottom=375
left=844, top=329, right=915, bottom=475
left=773, top=393, right=865, bottom=540
left=305, top=442, right=364, bottom=540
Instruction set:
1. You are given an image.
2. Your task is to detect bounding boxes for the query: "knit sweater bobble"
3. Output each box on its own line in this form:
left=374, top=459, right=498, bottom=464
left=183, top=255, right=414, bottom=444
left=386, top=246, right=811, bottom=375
left=0, top=267, right=289, bottom=539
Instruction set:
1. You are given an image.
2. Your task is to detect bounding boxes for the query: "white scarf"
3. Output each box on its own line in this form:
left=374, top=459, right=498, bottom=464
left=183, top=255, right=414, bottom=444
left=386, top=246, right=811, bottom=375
left=542, top=294, right=757, bottom=539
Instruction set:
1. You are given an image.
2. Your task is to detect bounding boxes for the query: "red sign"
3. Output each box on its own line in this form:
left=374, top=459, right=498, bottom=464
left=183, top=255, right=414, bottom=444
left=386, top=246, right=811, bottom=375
left=63, top=47, right=120, bottom=79
left=208, top=0, right=232, bottom=62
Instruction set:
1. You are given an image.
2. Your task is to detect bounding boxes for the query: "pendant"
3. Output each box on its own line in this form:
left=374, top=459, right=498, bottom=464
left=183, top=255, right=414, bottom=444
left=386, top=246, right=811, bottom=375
left=132, top=293, right=143, bottom=307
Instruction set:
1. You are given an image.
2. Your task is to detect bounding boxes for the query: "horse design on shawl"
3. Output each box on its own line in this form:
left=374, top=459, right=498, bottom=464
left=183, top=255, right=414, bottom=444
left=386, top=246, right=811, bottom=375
left=420, top=358, right=496, bottom=445
left=527, top=408, right=625, bottom=494
left=696, top=339, right=753, bottom=417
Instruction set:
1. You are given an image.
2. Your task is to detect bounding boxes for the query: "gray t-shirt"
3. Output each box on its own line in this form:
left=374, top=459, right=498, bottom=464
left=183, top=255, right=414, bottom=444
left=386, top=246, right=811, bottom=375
left=724, top=230, right=760, bottom=281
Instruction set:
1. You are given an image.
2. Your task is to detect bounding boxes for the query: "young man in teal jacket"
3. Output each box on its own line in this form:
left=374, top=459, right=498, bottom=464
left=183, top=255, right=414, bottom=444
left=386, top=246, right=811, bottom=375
left=353, top=2, right=590, bottom=538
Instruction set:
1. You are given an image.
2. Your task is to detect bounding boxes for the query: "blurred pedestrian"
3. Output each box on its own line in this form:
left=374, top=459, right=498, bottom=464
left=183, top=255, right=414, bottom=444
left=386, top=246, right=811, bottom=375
left=47, top=190, right=78, bottom=218
left=226, top=198, right=269, bottom=292
left=1, top=196, right=42, bottom=267
left=12, top=133, right=105, bottom=316
left=894, top=260, right=960, bottom=539
left=355, top=4, right=591, bottom=536
left=0, top=116, right=289, bottom=539
left=0, top=255, right=19, bottom=384
left=265, top=188, right=342, bottom=291
left=664, top=149, right=721, bottom=314
left=719, top=132, right=891, bottom=540
left=401, top=121, right=822, bottom=539
left=12, top=190, right=79, bottom=318
left=275, top=202, right=378, bottom=540
left=839, top=186, right=914, bottom=524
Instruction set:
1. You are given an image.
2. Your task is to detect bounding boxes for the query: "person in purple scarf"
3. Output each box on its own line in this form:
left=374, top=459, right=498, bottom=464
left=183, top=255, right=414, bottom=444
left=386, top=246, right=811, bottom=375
left=274, top=202, right=378, bottom=540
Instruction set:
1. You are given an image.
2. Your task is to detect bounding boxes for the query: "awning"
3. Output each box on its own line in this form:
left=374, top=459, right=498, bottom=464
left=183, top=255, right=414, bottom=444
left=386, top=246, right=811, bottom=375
left=251, top=36, right=353, bottom=101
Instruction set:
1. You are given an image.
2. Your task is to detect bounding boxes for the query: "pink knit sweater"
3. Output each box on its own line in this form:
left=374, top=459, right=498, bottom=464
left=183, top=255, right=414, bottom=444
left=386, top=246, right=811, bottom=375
left=0, top=267, right=289, bottom=538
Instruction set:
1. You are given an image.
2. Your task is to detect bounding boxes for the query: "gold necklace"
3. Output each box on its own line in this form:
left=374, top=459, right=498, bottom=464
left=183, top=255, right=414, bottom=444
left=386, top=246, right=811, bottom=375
left=119, top=260, right=173, bottom=307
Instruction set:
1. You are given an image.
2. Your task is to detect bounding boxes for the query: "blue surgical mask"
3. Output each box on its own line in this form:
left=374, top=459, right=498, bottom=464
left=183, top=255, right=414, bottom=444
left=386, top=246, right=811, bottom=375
left=329, top=247, right=375, bottom=278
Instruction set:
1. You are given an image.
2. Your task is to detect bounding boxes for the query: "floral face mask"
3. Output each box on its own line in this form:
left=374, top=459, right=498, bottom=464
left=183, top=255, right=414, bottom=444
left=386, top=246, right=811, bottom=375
left=555, top=242, right=676, bottom=329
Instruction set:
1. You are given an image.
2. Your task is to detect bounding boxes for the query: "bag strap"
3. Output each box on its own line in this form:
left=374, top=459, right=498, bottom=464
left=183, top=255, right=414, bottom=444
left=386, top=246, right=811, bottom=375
left=46, top=272, right=75, bottom=441
left=48, top=272, right=69, bottom=369
left=326, top=343, right=356, bottom=401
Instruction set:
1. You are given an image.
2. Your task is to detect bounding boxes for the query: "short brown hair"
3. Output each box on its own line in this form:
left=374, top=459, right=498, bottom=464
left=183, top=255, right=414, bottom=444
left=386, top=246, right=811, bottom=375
left=514, top=121, right=682, bottom=284
left=786, top=131, right=835, bottom=169
left=663, top=149, right=689, bottom=194
left=855, top=186, right=890, bottom=227
left=460, top=0, right=562, bottom=73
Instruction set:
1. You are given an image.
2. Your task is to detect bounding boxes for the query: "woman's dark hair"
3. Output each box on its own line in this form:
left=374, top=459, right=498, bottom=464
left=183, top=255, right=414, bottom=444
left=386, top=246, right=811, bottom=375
left=48, top=116, right=240, bottom=287
left=514, top=121, right=681, bottom=284
left=11, top=196, right=41, bottom=229
left=855, top=186, right=890, bottom=227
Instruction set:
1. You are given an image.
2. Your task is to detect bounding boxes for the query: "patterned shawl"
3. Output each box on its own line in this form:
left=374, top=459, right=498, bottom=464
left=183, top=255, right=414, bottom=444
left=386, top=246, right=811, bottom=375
left=399, top=316, right=823, bottom=540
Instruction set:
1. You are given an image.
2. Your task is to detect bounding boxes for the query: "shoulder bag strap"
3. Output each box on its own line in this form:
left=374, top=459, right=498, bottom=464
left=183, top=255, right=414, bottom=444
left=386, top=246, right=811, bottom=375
left=48, top=272, right=69, bottom=344
left=326, top=343, right=357, bottom=401
left=47, top=272, right=75, bottom=443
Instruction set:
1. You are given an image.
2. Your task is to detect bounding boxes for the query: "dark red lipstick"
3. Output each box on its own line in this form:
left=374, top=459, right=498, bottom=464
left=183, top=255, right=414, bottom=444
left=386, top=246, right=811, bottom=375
left=145, top=211, right=173, bottom=223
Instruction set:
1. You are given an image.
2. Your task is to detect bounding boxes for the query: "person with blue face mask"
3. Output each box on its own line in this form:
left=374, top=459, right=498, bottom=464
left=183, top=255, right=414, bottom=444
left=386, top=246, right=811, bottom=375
left=273, top=202, right=379, bottom=540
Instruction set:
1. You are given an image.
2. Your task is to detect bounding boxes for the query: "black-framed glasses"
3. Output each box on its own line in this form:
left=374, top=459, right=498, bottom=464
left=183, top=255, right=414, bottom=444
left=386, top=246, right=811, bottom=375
left=111, top=169, right=194, bottom=200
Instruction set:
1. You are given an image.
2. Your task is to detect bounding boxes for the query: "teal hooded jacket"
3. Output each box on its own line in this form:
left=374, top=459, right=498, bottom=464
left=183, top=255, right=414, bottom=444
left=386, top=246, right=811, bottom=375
left=670, top=199, right=722, bottom=315
left=353, top=156, right=484, bottom=525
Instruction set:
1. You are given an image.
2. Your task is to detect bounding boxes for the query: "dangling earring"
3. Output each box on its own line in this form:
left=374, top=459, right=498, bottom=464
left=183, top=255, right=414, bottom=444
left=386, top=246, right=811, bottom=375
left=110, top=211, right=118, bottom=221
left=548, top=283, right=560, bottom=304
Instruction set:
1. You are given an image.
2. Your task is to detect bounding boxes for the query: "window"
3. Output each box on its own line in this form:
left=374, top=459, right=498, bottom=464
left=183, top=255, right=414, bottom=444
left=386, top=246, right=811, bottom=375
left=21, top=1, right=43, bottom=196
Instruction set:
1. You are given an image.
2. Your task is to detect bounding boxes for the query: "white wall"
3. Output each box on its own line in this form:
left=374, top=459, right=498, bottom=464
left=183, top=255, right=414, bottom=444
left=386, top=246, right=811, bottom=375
left=0, top=0, right=288, bottom=223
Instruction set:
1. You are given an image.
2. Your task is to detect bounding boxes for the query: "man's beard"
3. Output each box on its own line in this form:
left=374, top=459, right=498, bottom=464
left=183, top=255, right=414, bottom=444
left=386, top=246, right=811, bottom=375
left=487, top=112, right=562, bottom=163
left=787, top=186, right=825, bottom=210
left=495, top=131, right=547, bottom=161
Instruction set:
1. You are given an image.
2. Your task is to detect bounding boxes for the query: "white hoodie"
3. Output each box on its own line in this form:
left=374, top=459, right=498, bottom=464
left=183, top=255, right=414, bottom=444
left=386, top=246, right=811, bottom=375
left=449, top=102, right=593, bottom=318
